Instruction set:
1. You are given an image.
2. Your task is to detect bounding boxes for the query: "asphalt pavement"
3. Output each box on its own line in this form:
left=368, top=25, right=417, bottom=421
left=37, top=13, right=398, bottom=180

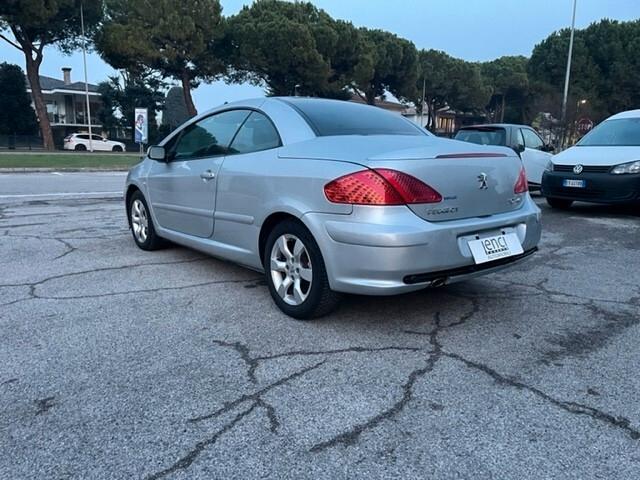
left=0, top=171, right=126, bottom=200
left=1, top=172, right=639, bottom=479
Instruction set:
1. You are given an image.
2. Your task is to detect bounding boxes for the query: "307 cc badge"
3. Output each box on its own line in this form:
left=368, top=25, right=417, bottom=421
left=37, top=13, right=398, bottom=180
left=467, top=233, right=524, bottom=264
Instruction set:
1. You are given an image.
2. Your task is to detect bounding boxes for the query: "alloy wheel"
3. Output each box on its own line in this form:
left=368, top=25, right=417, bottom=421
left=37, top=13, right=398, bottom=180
left=131, top=199, right=149, bottom=243
left=270, top=234, right=313, bottom=306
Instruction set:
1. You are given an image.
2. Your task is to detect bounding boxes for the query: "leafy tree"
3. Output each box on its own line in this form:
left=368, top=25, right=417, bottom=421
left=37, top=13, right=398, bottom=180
left=226, top=0, right=326, bottom=96
left=0, top=0, right=103, bottom=149
left=320, top=19, right=374, bottom=99
left=528, top=19, right=640, bottom=122
left=162, top=86, right=190, bottom=131
left=97, top=71, right=165, bottom=144
left=415, top=49, right=489, bottom=131
left=354, top=29, right=418, bottom=105
left=227, top=0, right=370, bottom=99
left=0, top=63, right=37, bottom=135
left=97, top=0, right=226, bottom=117
left=481, top=56, right=529, bottom=123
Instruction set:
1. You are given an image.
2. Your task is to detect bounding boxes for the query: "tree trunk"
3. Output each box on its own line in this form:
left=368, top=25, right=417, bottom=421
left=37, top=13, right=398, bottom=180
left=500, top=94, right=506, bottom=123
left=428, top=100, right=437, bottom=133
left=365, top=90, right=376, bottom=105
left=24, top=56, right=54, bottom=150
left=181, top=74, right=197, bottom=118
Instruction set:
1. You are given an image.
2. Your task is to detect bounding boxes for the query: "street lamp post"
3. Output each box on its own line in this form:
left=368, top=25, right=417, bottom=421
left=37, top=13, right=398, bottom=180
left=420, top=76, right=426, bottom=128
left=560, top=0, right=578, bottom=147
left=80, top=2, right=93, bottom=152
left=572, top=98, right=587, bottom=142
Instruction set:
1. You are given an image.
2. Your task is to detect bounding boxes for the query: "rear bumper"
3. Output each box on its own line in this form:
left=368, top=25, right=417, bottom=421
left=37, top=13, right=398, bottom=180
left=302, top=196, right=542, bottom=295
left=541, top=171, right=640, bottom=204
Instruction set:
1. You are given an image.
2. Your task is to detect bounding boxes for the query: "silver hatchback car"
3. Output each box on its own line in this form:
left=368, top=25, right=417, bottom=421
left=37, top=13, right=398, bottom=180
left=125, top=98, right=541, bottom=319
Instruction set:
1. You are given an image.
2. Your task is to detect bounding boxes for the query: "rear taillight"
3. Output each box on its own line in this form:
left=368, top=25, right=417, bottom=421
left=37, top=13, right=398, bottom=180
left=324, top=169, right=442, bottom=205
left=514, top=166, right=528, bottom=194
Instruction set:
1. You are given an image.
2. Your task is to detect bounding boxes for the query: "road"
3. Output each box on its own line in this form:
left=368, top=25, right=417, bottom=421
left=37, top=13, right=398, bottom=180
left=0, top=171, right=126, bottom=201
left=1, top=173, right=639, bottom=479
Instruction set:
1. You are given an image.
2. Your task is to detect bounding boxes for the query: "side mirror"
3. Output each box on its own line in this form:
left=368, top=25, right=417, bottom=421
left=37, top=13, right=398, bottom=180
left=147, top=145, right=167, bottom=162
left=513, top=144, right=525, bottom=155
left=541, top=143, right=555, bottom=153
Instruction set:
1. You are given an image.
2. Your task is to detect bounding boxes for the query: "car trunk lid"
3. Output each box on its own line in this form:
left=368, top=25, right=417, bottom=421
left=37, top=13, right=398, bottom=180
left=366, top=152, right=524, bottom=221
left=279, top=135, right=526, bottom=221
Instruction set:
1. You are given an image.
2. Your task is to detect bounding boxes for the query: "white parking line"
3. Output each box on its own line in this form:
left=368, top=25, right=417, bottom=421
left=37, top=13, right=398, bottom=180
left=0, top=191, right=122, bottom=199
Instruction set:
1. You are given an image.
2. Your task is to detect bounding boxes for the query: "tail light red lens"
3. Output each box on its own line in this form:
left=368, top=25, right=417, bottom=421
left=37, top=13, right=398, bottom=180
left=324, top=169, right=442, bottom=205
left=514, top=166, right=528, bottom=194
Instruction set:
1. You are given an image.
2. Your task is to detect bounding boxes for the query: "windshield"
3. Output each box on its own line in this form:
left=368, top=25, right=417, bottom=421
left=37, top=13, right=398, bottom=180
left=577, top=118, right=640, bottom=146
left=281, top=98, right=426, bottom=137
left=454, top=127, right=506, bottom=146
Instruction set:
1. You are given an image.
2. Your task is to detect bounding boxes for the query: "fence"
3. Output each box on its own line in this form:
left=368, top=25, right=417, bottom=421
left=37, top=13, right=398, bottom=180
left=0, top=134, right=44, bottom=150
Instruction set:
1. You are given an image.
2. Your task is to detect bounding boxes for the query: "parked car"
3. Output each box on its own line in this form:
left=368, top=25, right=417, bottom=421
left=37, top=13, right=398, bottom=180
left=454, top=124, right=554, bottom=189
left=125, top=98, right=541, bottom=319
left=63, top=133, right=126, bottom=152
left=542, top=109, right=640, bottom=209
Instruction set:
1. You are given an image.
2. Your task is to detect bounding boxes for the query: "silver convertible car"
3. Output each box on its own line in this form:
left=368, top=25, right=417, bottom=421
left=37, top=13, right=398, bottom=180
left=125, top=98, right=541, bottom=319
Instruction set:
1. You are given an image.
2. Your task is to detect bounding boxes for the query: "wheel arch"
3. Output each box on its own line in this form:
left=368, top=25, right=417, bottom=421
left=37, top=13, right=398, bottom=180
left=258, top=212, right=302, bottom=265
left=125, top=184, right=142, bottom=228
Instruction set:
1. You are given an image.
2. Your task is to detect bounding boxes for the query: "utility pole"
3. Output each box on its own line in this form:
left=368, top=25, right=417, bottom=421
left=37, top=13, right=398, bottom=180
left=81, top=2, right=93, bottom=152
left=420, top=76, right=426, bottom=128
left=560, top=0, right=578, bottom=147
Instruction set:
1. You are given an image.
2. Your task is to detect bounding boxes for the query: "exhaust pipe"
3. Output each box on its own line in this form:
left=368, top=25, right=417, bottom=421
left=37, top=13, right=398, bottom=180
left=429, top=277, right=447, bottom=288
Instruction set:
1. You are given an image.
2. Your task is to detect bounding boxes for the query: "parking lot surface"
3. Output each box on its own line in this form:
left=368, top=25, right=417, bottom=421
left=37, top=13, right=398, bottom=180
left=1, top=173, right=639, bottom=479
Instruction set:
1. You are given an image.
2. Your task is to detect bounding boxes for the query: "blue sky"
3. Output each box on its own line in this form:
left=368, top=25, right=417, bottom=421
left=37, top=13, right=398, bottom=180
left=1, top=0, right=638, bottom=110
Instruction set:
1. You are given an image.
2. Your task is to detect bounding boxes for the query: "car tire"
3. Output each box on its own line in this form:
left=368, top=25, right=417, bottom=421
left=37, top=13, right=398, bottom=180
left=127, top=190, right=164, bottom=251
left=75, top=144, right=86, bottom=151
left=112, top=145, right=123, bottom=152
left=263, top=220, right=341, bottom=320
left=546, top=197, right=573, bottom=209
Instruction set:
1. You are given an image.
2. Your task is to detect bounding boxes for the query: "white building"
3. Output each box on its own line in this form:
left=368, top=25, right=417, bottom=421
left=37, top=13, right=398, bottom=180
left=26, top=67, right=102, bottom=146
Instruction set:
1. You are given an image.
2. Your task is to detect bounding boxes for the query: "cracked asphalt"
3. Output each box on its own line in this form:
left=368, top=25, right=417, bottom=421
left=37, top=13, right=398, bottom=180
left=1, top=173, right=639, bottom=479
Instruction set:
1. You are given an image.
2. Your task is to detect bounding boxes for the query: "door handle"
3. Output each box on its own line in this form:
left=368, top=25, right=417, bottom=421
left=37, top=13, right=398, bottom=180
left=200, top=170, right=216, bottom=180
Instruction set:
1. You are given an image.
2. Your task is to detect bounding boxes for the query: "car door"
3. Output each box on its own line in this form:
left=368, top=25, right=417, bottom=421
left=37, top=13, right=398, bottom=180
left=91, top=134, right=108, bottom=151
left=146, top=109, right=251, bottom=238
left=213, top=111, right=282, bottom=257
left=520, top=127, right=551, bottom=186
left=76, top=134, right=89, bottom=149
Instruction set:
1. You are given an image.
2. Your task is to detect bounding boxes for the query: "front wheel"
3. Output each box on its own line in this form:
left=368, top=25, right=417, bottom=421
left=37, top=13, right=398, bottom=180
left=112, top=145, right=123, bottom=152
left=127, top=191, right=164, bottom=250
left=264, top=220, right=341, bottom=319
left=546, top=197, right=573, bottom=209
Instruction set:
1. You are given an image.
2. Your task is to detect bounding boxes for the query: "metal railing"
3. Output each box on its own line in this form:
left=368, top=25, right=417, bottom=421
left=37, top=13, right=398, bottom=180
left=0, top=134, right=44, bottom=150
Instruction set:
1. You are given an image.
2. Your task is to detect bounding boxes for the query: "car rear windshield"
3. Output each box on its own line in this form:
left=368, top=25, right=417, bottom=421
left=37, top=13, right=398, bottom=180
left=577, top=118, right=640, bottom=146
left=281, top=98, right=425, bottom=137
left=454, top=127, right=506, bottom=146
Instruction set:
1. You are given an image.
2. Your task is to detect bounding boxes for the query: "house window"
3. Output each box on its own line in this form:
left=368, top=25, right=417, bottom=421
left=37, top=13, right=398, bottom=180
left=46, top=102, right=58, bottom=123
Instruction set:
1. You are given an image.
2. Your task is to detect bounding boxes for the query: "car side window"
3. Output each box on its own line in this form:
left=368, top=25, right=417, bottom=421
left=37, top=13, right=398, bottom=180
left=228, top=111, right=281, bottom=155
left=521, top=128, right=544, bottom=150
left=171, top=110, right=250, bottom=161
left=92, top=135, right=103, bottom=141
left=77, top=134, right=89, bottom=140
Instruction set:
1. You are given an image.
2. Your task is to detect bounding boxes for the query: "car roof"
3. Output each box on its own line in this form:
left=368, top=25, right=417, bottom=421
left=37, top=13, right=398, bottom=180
left=606, top=109, right=640, bottom=120
left=201, top=96, right=404, bottom=116
left=458, top=123, right=531, bottom=130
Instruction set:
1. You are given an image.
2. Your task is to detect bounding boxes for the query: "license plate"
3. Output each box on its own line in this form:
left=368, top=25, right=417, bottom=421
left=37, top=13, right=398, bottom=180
left=563, top=179, right=586, bottom=188
left=468, top=233, right=524, bottom=264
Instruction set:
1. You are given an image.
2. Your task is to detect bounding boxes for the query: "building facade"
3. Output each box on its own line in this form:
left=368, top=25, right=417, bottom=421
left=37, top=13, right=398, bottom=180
left=26, top=67, right=103, bottom=147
